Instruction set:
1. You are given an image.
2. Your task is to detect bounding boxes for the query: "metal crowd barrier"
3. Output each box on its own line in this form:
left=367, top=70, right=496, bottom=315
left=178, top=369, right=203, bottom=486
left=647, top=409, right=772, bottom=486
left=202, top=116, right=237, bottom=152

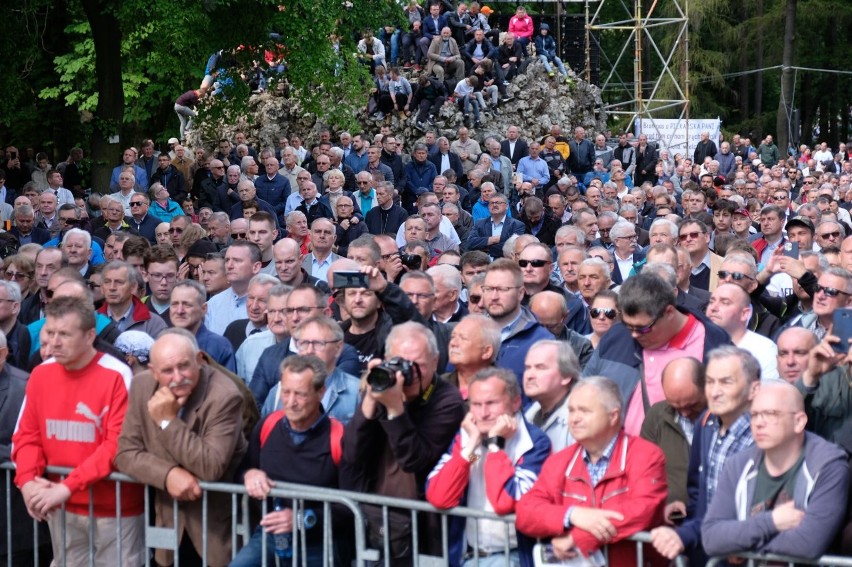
left=8, top=461, right=844, bottom=567
left=707, top=554, right=852, bottom=566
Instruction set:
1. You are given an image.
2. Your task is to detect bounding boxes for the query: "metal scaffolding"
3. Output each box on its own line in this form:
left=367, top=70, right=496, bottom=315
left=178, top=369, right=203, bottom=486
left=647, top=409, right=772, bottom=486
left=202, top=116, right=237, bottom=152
left=583, top=0, right=691, bottom=145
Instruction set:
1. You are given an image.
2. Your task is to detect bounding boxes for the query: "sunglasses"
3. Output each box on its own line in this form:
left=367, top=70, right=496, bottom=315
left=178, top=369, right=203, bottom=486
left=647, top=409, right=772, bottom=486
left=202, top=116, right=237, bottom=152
left=518, top=259, right=548, bottom=268
left=231, top=232, right=247, bottom=239
left=468, top=294, right=482, bottom=304
left=590, top=307, right=618, bottom=320
left=168, top=227, right=184, bottom=235
left=718, top=270, right=754, bottom=281
left=815, top=284, right=850, bottom=298
left=130, top=201, right=146, bottom=207
left=679, top=231, right=705, bottom=242
left=5, top=271, right=31, bottom=281
left=623, top=315, right=660, bottom=335
left=818, top=231, right=841, bottom=240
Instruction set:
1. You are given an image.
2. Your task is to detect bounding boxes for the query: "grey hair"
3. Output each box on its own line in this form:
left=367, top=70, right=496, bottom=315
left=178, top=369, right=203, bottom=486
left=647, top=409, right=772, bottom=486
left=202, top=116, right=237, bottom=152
left=824, top=266, right=852, bottom=294
left=556, top=225, right=586, bottom=245
left=572, top=376, right=624, bottom=425
left=721, top=253, right=758, bottom=277
left=268, top=283, right=294, bottom=299
left=0, top=280, right=21, bottom=303
left=400, top=270, right=435, bottom=291
left=650, top=218, right=678, bottom=238
left=530, top=339, right=580, bottom=380
left=171, top=279, right=207, bottom=306
left=706, top=345, right=761, bottom=383
left=62, top=227, right=92, bottom=249
left=799, top=251, right=829, bottom=273
left=427, top=264, right=462, bottom=293
left=580, top=257, right=611, bottom=280
left=609, top=221, right=636, bottom=239
left=502, top=234, right=519, bottom=259
left=385, top=321, right=439, bottom=358
left=470, top=366, right=521, bottom=401
left=295, top=315, right=344, bottom=342
left=279, top=354, right=328, bottom=390
left=249, top=273, right=280, bottom=288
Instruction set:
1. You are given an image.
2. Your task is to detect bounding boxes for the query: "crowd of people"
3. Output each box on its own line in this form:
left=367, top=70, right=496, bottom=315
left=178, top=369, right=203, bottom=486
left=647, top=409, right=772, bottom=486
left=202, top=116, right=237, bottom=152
left=3, top=16, right=852, bottom=565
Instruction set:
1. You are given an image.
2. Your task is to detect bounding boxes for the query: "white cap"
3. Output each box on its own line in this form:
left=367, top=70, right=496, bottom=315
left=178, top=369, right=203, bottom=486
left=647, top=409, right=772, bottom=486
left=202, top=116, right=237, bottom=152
left=168, top=137, right=179, bottom=145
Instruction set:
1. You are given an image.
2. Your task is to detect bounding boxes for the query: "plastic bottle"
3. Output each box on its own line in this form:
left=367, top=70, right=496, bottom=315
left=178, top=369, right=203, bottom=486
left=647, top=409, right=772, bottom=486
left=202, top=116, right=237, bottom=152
left=272, top=499, right=317, bottom=559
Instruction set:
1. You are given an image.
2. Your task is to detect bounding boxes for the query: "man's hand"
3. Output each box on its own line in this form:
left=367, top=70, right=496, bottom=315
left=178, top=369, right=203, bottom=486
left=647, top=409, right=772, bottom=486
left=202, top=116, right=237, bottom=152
left=165, top=467, right=202, bottom=501
left=487, top=235, right=500, bottom=245
left=568, top=507, right=623, bottom=543
left=460, top=413, right=482, bottom=458
left=550, top=534, right=578, bottom=560
left=367, top=367, right=406, bottom=419
left=650, top=526, right=685, bottom=559
left=663, top=500, right=687, bottom=525
left=772, top=500, right=805, bottom=531
left=384, top=254, right=404, bottom=282
left=21, top=478, right=52, bottom=521
left=804, top=335, right=845, bottom=387
left=147, top=386, right=186, bottom=423
left=261, top=506, right=294, bottom=535
left=360, top=265, right=388, bottom=294
left=487, top=413, right=517, bottom=439
left=244, top=468, right=274, bottom=500
left=29, top=482, right=72, bottom=517
left=776, top=256, right=807, bottom=279
left=339, top=218, right=351, bottom=230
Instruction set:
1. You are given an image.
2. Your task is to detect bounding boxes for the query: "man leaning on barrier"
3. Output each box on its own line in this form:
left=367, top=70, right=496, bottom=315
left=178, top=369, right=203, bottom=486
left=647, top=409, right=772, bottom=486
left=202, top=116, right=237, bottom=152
left=12, top=296, right=145, bottom=566
left=515, top=376, right=668, bottom=566
left=702, top=382, right=849, bottom=561
left=426, top=366, right=551, bottom=567
left=232, top=355, right=349, bottom=567
left=115, top=328, right=248, bottom=567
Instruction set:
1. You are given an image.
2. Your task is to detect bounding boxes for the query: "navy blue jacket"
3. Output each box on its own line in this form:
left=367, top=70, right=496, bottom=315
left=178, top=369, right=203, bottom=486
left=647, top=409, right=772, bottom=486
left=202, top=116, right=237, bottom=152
left=467, top=216, right=526, bottom=258
left=429, top=151, right=464, bottom=180
left=365, top=204, right=408, bottom=236
left=253, top=173, right=291, bottom=216
left=403, top=159, right=437, bottom=203
left=196, top=324, right=236, bottom=373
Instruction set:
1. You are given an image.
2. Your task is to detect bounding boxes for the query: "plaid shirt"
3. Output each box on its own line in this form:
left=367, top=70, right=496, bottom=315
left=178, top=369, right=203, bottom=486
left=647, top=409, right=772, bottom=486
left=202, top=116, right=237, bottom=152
left=583, top=433, right=620, bottom=487
left=705, top=413, right=754, bottom=504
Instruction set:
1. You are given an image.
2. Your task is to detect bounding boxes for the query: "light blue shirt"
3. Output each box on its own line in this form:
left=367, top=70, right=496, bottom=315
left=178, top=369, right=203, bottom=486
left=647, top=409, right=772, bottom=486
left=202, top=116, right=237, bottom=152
left=261, top=367, right=361, bottom=425
left=284, top=192, right=304, bottom=215
left=517, top=155, right=549, bottom=187
left=491, top=215, right=506, bottom=237
left=204, top=288, right=248, bottom=335
left=311, top=254, right=332, bottom=283
left=235, top=330, right=276, bottom=384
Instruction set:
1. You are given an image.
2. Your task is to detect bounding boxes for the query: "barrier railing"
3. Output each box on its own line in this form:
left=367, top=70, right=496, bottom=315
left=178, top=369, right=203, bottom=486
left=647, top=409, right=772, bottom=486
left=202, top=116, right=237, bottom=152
left=7, top=462, right=847, bottom=567
left=707, top=553, right=852, bottom=566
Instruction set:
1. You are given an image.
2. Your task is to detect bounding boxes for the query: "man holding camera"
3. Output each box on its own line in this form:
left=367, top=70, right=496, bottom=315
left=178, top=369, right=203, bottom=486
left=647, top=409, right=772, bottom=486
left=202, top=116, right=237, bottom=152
left=342, top=321, right=466, bottom=565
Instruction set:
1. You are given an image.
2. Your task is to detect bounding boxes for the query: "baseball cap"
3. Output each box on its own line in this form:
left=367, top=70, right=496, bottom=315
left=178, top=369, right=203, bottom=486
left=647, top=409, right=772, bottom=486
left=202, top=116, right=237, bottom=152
left=168, top=137, right=179, bottom=145
left=733, top=208, right=751, bottom=217
left=785, top=217, right=814, bottom=233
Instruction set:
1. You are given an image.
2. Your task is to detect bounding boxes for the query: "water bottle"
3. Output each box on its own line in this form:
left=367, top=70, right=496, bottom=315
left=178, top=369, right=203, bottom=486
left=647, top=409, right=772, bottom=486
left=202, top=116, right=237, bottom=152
left=272, top=499, right=317, bottom=559
left=272, top=498, right=292, bottom=559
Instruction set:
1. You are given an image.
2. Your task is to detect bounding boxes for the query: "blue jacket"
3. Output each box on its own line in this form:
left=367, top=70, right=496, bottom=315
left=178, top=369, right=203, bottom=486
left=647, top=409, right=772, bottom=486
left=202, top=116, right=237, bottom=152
left=196, top=324, right=236, bottom=373
left=583, top=304, right=732, bottom=406
left=248, top=339, right=362, bottom=410
left=344, top=150, right=369, bottom=174
left=467, top=216, right=525, bottom=258
left=495, top=307, right=555, bottom=406
left=403, top=159, right=437, bottom=202
left=702, top=431, right=849, bottom=560
left=422, top=14, right=447, bottom=41
left=253, top=173, right=291, bottom=216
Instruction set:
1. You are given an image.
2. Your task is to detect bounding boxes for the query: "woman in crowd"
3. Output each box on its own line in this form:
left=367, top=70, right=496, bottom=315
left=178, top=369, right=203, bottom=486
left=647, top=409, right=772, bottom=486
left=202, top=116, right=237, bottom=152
left=587, top=289, right=620, bottom=349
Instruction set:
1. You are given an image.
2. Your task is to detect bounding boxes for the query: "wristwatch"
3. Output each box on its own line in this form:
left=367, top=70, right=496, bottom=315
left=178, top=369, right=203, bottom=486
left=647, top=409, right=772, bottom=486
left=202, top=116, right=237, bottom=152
left=486, top=436, right=505, bottom=452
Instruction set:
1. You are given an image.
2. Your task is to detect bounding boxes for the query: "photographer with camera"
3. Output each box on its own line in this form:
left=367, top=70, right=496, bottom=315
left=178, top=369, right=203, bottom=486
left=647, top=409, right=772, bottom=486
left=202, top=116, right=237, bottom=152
left=341, top=321, right=466, bottom=565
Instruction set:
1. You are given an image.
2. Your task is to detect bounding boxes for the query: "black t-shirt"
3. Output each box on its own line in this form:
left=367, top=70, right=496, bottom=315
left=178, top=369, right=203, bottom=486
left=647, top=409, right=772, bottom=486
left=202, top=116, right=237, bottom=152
left=345, top=328, right=380, bottom=366
left=750, top=453, right=805, bottom=515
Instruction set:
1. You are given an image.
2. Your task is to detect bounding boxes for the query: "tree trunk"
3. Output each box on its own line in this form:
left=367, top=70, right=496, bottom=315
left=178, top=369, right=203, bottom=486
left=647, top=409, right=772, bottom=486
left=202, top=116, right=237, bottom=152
left=753, top=0, right=764, bottom=135
left=800, top=73, right=814, bottom=146
left=80, top=0, right=123, bottom=194
left=775, top=0, right=796, bottom=154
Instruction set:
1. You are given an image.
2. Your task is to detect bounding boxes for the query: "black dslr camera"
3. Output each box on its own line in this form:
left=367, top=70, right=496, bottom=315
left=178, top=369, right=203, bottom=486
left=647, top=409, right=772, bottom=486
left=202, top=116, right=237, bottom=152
left=366, top=357, right=417, bottom=392
left=400, top=253, right=423, bottom=271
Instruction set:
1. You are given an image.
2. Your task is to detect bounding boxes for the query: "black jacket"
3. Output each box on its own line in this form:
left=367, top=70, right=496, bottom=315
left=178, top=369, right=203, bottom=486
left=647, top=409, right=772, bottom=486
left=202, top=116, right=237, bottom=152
left=149, top=165, right=187, bottom=203
left=365, top=204, right=408, bottom=236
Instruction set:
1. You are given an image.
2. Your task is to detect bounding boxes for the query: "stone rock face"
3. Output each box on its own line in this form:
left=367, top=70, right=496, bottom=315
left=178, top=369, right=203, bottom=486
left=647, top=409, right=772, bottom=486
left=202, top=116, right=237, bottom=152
left=190, top=59, right=606, bottom=150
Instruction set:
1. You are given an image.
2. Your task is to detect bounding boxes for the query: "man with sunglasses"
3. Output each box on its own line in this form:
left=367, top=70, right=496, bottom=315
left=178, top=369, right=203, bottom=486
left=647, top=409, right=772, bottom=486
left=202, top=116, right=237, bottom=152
left=815, top=219, right=844, bottom=250
left=718, top=253, right=782, bottom=339
left=126, top=193, right=158, bottom=243
left=680, top=219, right=724, bottom=292
left=584, top=271, right=731, bottom=437
left=519, top=242, right=566, bottom=304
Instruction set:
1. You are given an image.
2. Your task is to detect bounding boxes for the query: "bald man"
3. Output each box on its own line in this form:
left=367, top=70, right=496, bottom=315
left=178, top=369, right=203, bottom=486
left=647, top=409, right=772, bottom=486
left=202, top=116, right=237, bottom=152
left=528, top=291, right=593, bottom=367
left=707, top=283, right=779, bottom=381
left=776, top=328, right=816, bottom=384
left=641, top=358, right=707, bottom=511
left=703, top=382, right=849, bottom=560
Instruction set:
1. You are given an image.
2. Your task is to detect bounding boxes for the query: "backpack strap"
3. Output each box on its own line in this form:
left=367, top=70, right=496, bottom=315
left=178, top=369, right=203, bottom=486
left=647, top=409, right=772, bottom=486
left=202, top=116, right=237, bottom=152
left=329, top=418, right=344, bottom=466
left=259, top=410, right=286, bottom=447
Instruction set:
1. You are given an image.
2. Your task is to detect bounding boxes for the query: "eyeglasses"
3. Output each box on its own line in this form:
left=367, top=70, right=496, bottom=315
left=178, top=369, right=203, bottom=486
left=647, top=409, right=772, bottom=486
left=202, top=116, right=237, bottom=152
left=5, top=271, right=31, bottom=281
left=405, top=292, right=435, bottom=301
left=481, top=285, right=521, bottom=294
left=357, top=180, right=371, bottom=185
left=489, top=201, right=508, bottom=207
left=590, top=307, right=618, bottom=320
left=293, top=338, right=342, bottom=350
left=771, top=195, right=788, bottom=201
left=803, top=181, right=815, bottom=185
left=231, top=232, right=247, bottom=239
left=751, top=409, right=797, bottom=423
left=818, top=231, right=841, bottom=240
left=130, top=201, right=146, bottom=207
left=88, top=281, right=101, bottom=290
left=518, top=259, right=549, bottom=268
left=284, top=306, right=321, bottom=316
left=615, top=235, right=638, bottom=241
left=679, top=231, right=705, bottom=242
left=623, top=314, right=660, bottom=335
left=168, top=227, right=184, bottom=235
left=59, top=217, right=77, bottom=225
left=148, top=272, right=177, bottom=282
left=468, top=294, right=482, bottom=304
left=815, top=284, right=850, bottom=298
left=718, top=271, right=755, bottom=282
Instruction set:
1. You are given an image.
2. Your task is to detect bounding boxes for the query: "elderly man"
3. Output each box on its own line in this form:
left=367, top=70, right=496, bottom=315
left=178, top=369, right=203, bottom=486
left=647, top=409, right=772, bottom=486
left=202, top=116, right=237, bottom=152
left=468, top=193, right=525, bottom=258
left=718, top=253, right=783, bottom=339
left=519, top=242, right=565, bottom=303
left=641, top=358, right=707, bottom=509
left=610, top=220, right=644, bottom=284
left=115, top=329, right=247, bottom=567
left=301, top=218, right=339, bottom=283
left=707, top=283, right=780, bottom=381
left=516, top=376, right=667, bottom=565
left=109, top=147, right=148, bottom=191
left=426, top=27, right=465, bottom=83
left=680, top=219, right=724, bottom=292
left=523, top=339, right=581, bottom=451
left=443, top=314, right=501, bottom=400
left=399, top=272, right=452, bottom=372
left=272, top=238, right=330, bottom=291
left=342, top=322, right=466, bottom=564
left=427, top=367, right=551, bottom=567
left=223, top=273, right=279, bottom=352
left=584, top=271, right=730, bottom=436
left=427, top=264, right=467, bottom=323
left=170, top=279, right=236, bottom=372
left=13, top=297, right=144, bottom=566
left=576, top=257, right=611, bottom=305
left=254, top=155, right=291, bottom=222
left=528, top=291, right=593, bottom=367
left=650, top=346, right=759, bottom=564
left=97, top=260, right=168, bottom=338
left=205, top=241, right=262, bottom=334
left=702, top=382, right=849, bottom=560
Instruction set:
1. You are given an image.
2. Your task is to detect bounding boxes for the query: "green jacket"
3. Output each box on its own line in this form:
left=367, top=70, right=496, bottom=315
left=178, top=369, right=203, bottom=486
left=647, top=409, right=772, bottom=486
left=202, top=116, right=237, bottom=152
left=796, top=365, right=852, bottom=455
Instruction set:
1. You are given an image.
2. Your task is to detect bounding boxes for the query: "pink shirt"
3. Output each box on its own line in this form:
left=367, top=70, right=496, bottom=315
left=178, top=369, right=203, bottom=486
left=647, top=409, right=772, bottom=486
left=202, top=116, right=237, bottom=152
left=508, top=15, right=534, bottom=40
left=624, top=314, right=706, bottom=436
